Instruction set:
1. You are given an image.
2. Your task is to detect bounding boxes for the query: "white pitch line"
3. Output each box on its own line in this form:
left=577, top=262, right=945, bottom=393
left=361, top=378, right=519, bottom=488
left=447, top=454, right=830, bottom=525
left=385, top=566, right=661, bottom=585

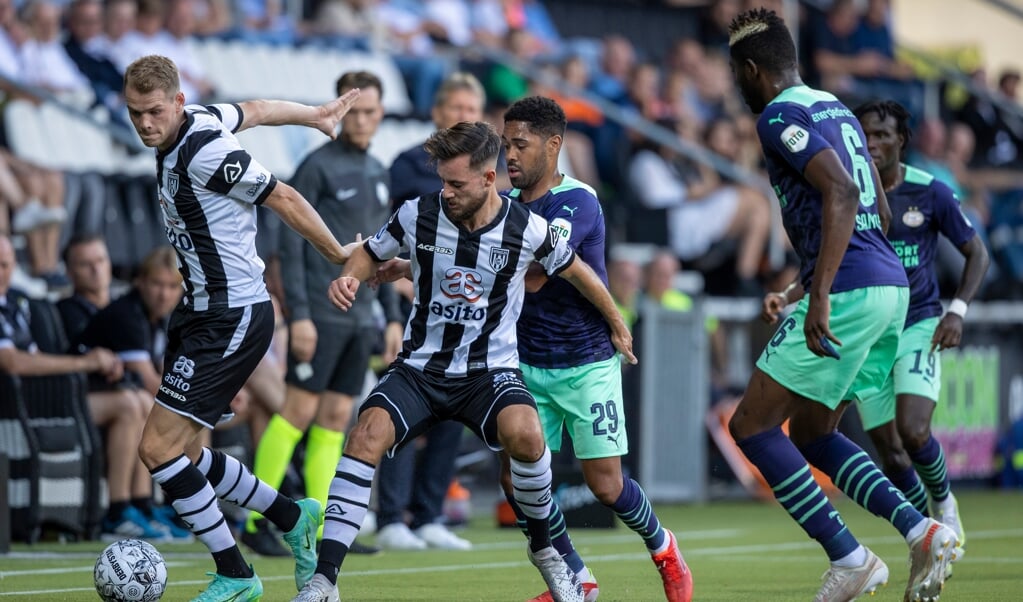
left=2, top=528, right=1021, bottom=597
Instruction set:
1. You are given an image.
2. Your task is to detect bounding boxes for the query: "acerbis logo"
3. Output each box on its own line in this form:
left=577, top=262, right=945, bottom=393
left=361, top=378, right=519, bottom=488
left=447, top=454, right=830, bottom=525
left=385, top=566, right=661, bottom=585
left=441, top=268, right=485, bottom=302
left=417, top=242, right=454, bottom=255
left=223, top=161, right=242, bottom=184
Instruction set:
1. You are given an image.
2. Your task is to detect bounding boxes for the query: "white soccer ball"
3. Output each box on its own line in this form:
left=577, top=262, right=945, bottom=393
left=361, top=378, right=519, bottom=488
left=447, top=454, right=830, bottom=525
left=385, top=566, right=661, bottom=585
left=94, top=539, right=167, bottom=602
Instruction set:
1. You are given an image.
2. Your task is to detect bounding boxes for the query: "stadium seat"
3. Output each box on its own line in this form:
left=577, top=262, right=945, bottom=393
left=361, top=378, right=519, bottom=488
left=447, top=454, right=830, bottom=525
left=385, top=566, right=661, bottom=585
left=0, top=300, right=103, bottom=542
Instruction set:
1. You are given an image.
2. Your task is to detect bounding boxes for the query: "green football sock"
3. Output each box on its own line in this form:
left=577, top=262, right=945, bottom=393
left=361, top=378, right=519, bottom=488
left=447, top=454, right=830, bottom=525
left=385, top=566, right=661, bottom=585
left=244, top=414, right=303, bottom=533
left=304, top=424, right=345, bottom=539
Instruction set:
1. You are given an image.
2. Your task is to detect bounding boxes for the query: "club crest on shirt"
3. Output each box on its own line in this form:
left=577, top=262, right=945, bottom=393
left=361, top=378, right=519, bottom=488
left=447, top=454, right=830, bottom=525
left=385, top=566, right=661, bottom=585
left=902, top=207, right=924, bottom=228
left=489, top=247, right=510, bottom=271
left=167, top=172, right=179, bottom=197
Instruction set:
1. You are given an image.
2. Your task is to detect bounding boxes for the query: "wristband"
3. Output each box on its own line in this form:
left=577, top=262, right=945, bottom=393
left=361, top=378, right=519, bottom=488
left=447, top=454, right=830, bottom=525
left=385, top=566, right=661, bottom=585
left=947, top=298, right=968, bottom=318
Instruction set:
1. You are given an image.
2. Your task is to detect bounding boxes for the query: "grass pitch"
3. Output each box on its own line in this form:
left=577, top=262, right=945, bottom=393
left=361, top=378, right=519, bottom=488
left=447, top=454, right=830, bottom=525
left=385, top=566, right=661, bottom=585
left=1, top=490, right=1020, bottom=601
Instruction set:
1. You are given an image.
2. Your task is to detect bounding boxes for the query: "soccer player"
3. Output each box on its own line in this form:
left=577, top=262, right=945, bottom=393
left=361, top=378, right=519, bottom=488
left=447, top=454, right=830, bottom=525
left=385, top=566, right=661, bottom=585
left=726, top=9, right=958, bottom=602
left=498, top=96, right=693, bottom=602
left=292, top=121, right=634, bottom=602
left=852, top=100, right=986, bottom=547
left=124, top=54, right=362, bottom=601
left=242, top=70, right=401, bottom=557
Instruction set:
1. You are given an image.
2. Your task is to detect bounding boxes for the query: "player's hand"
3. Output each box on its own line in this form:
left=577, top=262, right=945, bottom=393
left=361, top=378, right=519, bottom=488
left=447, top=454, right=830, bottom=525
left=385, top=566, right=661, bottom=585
left=612, top=326, right=637, bottom=365
left=804, top=294, right=842, bottom=359
left=761, top=292, right=787, bottom=324
left=372, top=259, right=412, bottom=286
left=338, top=232, right=364, bottom=265
left=290, top=319, right=317, bottom=363
left=382, top=322, right=403, bottom=364
left=931, top=313, right=964, bottom=352
left=329, top=275, right=361, bottom=311
left=315, top=88, right=361, bottom=139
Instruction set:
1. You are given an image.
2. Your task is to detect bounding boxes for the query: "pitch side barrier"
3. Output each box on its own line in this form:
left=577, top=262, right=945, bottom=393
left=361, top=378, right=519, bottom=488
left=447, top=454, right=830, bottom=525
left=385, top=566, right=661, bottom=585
left=634, top=298, right=1023, bottom=503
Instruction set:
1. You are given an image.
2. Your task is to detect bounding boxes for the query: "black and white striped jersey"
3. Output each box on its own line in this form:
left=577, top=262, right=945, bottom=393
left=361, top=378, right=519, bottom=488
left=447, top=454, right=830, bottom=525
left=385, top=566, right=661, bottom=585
left=155, top=103, right=277, bottom=311
left=366, top=192, right=576, bottom=377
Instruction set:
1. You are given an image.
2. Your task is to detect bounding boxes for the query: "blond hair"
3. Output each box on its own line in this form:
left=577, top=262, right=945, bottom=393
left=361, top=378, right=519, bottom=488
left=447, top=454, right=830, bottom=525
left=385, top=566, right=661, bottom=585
left=433, top=72, right=486, bottom=109
left=124, top=55, right=180, bottom=96
left=137, top=246, right=181, bottom=282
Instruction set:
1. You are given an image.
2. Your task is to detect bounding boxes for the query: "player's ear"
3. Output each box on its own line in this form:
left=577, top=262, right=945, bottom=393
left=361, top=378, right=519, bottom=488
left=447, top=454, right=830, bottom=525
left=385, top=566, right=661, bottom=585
left=174, top=91, right=185, bottom=109
left=547, top=134, right=563, bottom=156
left=484, top=168, right=496, bottom=186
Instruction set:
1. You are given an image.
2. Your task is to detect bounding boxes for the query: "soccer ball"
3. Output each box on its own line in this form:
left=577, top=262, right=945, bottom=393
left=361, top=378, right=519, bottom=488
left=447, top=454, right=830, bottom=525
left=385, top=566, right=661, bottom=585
left=94, top=539, right=167, bottom=602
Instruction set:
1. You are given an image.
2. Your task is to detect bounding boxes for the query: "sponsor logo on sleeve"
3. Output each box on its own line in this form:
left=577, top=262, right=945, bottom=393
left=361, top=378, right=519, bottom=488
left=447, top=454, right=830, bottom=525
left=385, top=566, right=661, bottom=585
left=781, top=124, right=809, bottom=153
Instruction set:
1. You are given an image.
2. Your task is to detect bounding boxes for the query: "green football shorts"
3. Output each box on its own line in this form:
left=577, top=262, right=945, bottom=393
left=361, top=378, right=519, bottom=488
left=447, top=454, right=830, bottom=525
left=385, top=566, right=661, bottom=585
left=856, top=316, right=942, bottom=430
left=520, top=355, right=628, bottom=459
left=756, top=285, right=909, bottom=409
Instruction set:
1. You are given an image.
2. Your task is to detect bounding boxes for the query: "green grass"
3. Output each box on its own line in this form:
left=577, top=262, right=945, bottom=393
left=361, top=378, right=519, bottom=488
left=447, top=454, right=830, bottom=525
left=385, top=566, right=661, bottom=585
left=2, top=490, right=1021, bottom=601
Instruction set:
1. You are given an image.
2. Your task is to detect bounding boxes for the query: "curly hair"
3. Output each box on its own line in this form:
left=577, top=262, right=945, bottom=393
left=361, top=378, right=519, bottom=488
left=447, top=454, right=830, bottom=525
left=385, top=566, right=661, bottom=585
left=728, top=8, right=797, bottom=74
left=853, top=100, right=913, bottom=152
left=503, top=96, right=567, bottom=139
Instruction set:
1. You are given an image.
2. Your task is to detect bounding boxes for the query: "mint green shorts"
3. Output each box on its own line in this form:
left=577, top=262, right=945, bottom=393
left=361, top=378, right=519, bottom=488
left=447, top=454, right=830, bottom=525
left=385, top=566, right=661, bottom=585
left=756, top=286, right=909, bottom=409
left=856, top=317, right=942, bottom=430
left=520, top=356, right=628, bottom=459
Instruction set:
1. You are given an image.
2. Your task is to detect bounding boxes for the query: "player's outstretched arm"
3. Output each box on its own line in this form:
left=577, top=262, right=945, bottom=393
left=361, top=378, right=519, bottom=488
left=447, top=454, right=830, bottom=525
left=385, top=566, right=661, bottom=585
left=235, top=88, right=361, bottom=136
left=558, top=257, right=638, bottom=365
left=263, top=182, right=349, bottom=265
left=802, top=148, right=860, bottom=357
left=329, top=244, right=379, bottom=312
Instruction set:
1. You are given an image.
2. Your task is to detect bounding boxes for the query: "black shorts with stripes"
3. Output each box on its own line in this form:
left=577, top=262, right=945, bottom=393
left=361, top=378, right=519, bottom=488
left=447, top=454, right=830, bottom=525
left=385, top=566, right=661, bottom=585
left=155, top=301, right=273, bottom=429
left=360, top=362, right=536, bottom=456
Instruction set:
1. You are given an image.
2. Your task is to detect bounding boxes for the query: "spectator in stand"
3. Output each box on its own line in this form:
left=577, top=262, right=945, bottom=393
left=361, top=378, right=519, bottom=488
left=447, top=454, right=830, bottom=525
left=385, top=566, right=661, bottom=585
left=998, top=69, right=1020, bottom=102
left=97, top=0, right=138, bottom=73
left=627, top=121, right=769, bottom=296
left=189, top=0, right=232, bottom=38
left=0, top=235, right=170, bottom=541
left=76, top=246, right=192, bottom=541
left=809, top=0, right=916, bottom=110
left=18, top=0, right=94, bottom=107
left=0, top=148, right=67, bottom=289
left=56, top=233, right=120, bottom=345
left=162, top=0, right=215, bottom=103
left=0, top=0, right=22, bottom=86
left=699, top=0, right=741, bottom=55
left=64, top=0, right=124, bottom=115
left=486, top=27, right=534, bottom=105
left=313, top=0, right=447, bottom=118
left=422, top=0, right=473, bottom=48
left=589, top=34, right=635, bottom=106
left=957, top=68, right=1023, bottom=169
left=626, top=62, right=671, bottom=121
left=232, top=0, right=298, bottom=46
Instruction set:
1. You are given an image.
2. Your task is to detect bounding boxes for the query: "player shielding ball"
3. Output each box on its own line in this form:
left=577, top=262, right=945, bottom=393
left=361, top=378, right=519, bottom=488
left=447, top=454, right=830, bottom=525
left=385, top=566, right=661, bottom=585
left=292, top=121, right=635, bottom=602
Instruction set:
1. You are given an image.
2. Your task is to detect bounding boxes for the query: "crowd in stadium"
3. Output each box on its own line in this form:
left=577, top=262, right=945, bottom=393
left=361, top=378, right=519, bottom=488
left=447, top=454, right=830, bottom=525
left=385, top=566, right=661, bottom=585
left=0, top=1, right=1021, bottom=596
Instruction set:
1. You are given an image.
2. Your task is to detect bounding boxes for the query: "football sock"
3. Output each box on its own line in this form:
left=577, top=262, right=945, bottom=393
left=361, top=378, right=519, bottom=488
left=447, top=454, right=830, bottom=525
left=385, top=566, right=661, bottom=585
left=736, top=427, right=859, bottom=561
left=196, top=448, right=299, bottom=533
left=131, top=496, right=153, bottom=518
left=107, top=500, right=129, bottom=523
left=244, top=414, right=303, bottom=533
left=318, top=454, right=375, bottom=585
left=304, top=424, right=344, bottom=539
left=800, top=432, right=923, bottom=538
left=510, top=447, right=554, bottom=553
left=888, top=464, right=929, bottom=516
left=833, top=545, right=868, bottom=568
left=506, top=492, right=586, bottom=574
left=611, top=477, right=667, bottom=553
left=151, top=454, right=251, bottom=578
left=908, top=435, right=952, bottom=503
